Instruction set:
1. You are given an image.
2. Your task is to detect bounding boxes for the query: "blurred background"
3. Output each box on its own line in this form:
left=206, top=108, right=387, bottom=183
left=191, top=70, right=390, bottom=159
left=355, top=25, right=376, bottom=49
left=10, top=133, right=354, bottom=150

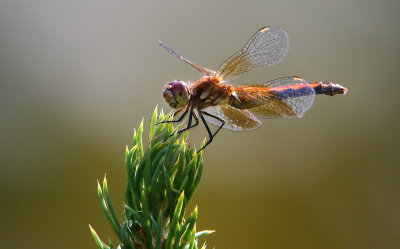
left=1, top=0, right=399, bottom=248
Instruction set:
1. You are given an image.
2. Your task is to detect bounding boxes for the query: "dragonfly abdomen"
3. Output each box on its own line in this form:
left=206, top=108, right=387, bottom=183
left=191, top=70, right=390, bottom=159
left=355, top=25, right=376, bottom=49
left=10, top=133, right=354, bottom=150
left=271, top=83, right=314, bottom=99
left=309, top=82, right=348, bottom=96
left=270, top=82, right=347, bottom=100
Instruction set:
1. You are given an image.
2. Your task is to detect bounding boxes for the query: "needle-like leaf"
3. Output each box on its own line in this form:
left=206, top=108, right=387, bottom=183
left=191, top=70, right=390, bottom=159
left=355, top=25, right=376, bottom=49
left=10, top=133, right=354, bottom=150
left=90, top=107, right=213, bottom=249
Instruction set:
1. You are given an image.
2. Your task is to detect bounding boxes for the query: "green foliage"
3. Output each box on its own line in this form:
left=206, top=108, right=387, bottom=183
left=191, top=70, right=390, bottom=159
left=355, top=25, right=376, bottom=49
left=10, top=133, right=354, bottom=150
left=90, top=107, right=213, bottom=249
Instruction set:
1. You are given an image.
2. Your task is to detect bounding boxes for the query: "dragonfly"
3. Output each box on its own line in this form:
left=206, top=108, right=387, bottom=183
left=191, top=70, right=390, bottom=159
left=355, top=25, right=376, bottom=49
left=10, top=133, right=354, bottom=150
left=158, top=27, right=347, bottom=152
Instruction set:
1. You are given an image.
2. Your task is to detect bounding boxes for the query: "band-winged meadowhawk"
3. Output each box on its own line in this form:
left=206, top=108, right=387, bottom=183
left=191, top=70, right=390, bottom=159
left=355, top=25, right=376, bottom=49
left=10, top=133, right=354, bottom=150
left=158, top=27, right=347, bottom=152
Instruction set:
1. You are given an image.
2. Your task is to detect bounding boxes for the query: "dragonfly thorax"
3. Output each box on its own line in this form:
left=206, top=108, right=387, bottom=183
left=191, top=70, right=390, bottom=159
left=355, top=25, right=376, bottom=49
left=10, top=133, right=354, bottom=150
left=163, top=80, right=190, bottom=108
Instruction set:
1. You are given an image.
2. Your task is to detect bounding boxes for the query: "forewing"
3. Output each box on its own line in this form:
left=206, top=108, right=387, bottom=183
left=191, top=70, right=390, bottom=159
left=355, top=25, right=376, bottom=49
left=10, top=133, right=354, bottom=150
left=215, top=27, right=289, bottom=81
left=158, top=40, right=215, bottom=76
left=200, top=105, right=261, bottom=131
left=235, top=77, right=315, bottom=119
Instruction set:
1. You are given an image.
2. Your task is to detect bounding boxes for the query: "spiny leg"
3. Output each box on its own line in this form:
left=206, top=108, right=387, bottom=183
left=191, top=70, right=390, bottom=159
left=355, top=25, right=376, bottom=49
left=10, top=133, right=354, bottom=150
left=163, top=108, right=199, bottom=140
left=156, top=106, right=188, bottom=125
left=197, top=110, right=225, bottom=153
left=172, top=106, right=186, bottom=117
left=177, top=109, right=199, bottom=134
left=203, top=111, right=225, bottom=138
left=168, top=109, right=199, bottom=140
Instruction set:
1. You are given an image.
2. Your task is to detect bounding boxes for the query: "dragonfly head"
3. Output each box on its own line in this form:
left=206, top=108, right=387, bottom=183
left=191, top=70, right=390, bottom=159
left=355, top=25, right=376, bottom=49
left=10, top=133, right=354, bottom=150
left=163, top=80, right=190, bottom=108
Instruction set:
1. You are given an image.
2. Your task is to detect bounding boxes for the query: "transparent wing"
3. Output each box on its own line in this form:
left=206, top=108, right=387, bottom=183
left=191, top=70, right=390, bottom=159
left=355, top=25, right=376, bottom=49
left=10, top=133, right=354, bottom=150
left=215, top=27, right=289, bottom=81
left=158, top=41, right=215, bottom=76
left=234, top=77, right=315, bottom=118
left=200, top=105, right=261, bottom=131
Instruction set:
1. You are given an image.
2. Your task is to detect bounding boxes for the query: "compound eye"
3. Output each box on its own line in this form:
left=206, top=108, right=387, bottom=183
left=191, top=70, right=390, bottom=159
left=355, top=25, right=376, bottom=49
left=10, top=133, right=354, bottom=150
left=169, top=80, right=187, bottom=92
left=170, top=81, right=189, bottom=102
left=163, top=81, right=190, bottom=108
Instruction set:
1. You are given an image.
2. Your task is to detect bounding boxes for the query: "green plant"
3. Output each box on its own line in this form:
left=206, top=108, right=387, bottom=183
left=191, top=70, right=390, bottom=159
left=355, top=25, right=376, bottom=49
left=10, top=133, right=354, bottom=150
left=90, top=107, right=214, bottom=249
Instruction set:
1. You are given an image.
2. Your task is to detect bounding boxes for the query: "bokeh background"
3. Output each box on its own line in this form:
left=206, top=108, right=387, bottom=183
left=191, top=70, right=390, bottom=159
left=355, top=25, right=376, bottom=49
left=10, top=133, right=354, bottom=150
left=1, top=0, right=399, bottom=248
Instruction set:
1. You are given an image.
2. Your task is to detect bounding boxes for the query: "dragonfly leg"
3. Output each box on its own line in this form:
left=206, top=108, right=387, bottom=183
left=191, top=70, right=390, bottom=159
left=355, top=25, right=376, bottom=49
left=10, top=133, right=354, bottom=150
left=156, top=106, right=189, bottom=125
left=177, top=109, right=199, bottom=134
left=163, top=108, right=199, bottom=141
left=197, top=110, right=225, bottom=153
